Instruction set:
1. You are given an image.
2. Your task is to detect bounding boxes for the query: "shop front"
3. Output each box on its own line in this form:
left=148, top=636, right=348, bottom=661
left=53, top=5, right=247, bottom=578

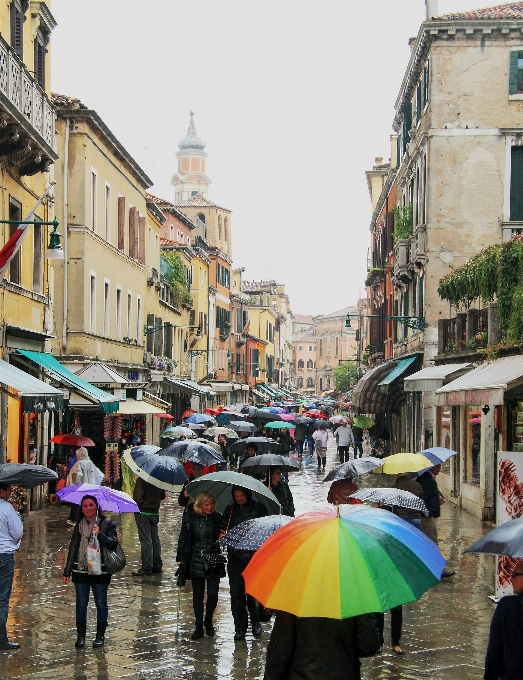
left=162, top=378, right=214, bottom=422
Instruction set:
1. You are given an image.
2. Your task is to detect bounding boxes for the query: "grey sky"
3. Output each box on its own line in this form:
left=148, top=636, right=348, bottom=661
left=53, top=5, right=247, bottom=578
left=52, top=0, right=488, bottom=316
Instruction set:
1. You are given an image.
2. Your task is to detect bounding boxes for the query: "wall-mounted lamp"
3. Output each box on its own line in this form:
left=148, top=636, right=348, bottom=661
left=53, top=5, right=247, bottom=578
left=482, top=405, right=490, bottom=415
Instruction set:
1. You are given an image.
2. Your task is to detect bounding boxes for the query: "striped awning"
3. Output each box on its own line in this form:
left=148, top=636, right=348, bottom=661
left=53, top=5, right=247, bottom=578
left=352, top=356, right=421, bottom=414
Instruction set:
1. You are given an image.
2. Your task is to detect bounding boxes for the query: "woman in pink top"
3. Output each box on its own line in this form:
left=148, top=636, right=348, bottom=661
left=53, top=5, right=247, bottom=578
left=312, top=423, right=328, bottom=472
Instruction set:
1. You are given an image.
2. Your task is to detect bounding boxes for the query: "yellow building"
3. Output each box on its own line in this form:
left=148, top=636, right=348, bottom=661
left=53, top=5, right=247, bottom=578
left=0, top=1, right=60, bottom=465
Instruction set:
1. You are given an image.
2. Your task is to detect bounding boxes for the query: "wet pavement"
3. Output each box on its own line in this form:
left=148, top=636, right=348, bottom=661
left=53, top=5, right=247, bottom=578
left=0, top=439, right=496, bottom=679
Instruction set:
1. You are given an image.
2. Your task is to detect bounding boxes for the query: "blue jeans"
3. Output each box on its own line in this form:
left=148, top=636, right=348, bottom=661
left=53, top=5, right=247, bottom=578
left=296, top=441, right=304, bottom=456
left=307, top=438, right=314, bottom=456
left=74, top=581, right=109, bottom=623
left=403, top=517, right=422, bottom=530
left=0, top=553, right=15, bottom=642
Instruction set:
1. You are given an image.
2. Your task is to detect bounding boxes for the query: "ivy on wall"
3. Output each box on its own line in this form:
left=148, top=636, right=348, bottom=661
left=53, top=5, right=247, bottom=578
left=437, top=236, right=523, bottom=341
left=161, top=253, right=193, bottom=308
left=392, top=204, right=413, bottom=242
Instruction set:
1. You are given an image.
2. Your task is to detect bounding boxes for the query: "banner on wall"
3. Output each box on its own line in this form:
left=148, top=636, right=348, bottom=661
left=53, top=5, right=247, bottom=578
left=496, top=451, right=523, bottom=599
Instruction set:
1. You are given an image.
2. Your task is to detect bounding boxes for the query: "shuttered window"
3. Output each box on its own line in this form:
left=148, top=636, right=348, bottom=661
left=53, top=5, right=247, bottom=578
left=10, top=2, right=25, bottom=61
left=251, top=349, right=259, bottom=377
left=34, top=36, right=45, bottom=89
left=511, top=146, right=523, bottom=221
left=508, top=50, right=523, bottom=95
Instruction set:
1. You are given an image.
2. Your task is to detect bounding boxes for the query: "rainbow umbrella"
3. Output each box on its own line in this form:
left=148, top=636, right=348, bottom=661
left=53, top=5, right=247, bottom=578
left=243, top=505, right=445, bottom=619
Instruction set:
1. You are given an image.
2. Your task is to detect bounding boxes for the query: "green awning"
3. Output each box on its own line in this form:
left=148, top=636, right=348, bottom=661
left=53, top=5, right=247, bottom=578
left=378, top=356, right=417, bottom=394
left=16, top=351, right=119, bottom=414
left=258, top=383, right=278, bottom=397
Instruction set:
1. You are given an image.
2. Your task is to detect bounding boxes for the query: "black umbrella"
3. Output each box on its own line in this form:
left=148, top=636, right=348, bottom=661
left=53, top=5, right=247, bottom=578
left=230, top=437, right=282, bottom=455
left=160, top=440, right=224, bottom=467
left=323, top=458, right=383, bottom=482
left=0, top=463, right=58, bottom=488
left=218, top=515, right=293, bottom=551
left=295, top=417, right=312, bottom=425
left=229, top=421, right=256, bottom=433
left=240, top=454, right=300, bottom=474
left=256, top=411, right=282, bottom=422
left=464, top=517, right=523, bottom=558
left=241, top=406, right=259, bottom=415
left=349, top=488, right=429, bottom=516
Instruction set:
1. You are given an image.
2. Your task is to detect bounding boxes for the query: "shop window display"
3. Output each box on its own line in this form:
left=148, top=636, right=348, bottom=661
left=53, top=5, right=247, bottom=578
left=465, top=406, right=480, bottom=486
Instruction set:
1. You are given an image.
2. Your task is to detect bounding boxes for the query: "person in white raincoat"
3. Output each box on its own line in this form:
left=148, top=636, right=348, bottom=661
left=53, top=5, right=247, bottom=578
left=68, top=448, right=104, bottom=486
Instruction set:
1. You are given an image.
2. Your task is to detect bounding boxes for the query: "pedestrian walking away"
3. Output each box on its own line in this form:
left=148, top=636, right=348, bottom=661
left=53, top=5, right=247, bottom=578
left=484, top=561, right=523, bottom=680
left=176, top=491, right=225, bottom=640
left=0, top=483, right=23, bottom=650
left=62, top=494, right=119, bottom=648
left=294, top=420, right=306, bottom=457
left=335, top=422, right=355, bottom=464
left=312, top=423, right=328, bottom=472
left=67, top=447, right=104, bottom=486
left=418, top=463, right=455, bottom=577
left=352, top=426, right=364, bottom=459
left=265, top=467, right=295, bottom=517
left=222, top=486, right=267, bottom=641
left=178, top=462, right=205, bottom=509
left=132, top=477, right=166, bottom=577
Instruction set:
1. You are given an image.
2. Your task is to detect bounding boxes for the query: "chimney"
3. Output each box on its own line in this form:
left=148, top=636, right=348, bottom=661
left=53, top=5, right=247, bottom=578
left=425, top=0, right=438, bottom=20
left=374, top=157, right=383, bottom=168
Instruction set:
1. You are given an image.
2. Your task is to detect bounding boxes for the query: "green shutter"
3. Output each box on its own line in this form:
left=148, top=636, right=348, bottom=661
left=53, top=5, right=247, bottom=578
left=509, top=50, right=519, bottom=95
left=510, top=147, right=523, bottom=220
left=404, top=101, right=412, bottom=143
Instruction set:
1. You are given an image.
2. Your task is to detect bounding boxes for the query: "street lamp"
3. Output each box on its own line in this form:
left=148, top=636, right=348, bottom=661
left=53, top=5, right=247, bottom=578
left=345, top=312, right=426, bottom=331
left=0, top=218, right=64, bottom=260
left=144, top=324, right=201, bottom=336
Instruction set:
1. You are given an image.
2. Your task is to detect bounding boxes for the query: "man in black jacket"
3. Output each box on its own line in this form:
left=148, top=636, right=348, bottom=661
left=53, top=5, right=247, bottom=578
left=132, top=477, right=165, bottom=577
left=222, top=486, right=267, bottom=640
left=264, top=611, right=381, bottom=680
left=418, top=464, right=454, bottom=577
left=485, top=563, right=523, bottom=680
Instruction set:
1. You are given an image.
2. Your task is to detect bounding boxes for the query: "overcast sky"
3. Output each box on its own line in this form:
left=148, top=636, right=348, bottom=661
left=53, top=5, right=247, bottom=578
left=52, top=0, right=489, bottom=316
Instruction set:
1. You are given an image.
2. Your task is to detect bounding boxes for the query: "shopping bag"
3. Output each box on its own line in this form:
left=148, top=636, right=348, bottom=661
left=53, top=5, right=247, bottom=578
left=87, top=532, right=102, bottom=575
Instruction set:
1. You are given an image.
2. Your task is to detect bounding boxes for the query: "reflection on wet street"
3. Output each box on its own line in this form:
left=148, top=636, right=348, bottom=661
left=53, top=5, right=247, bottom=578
left=1, top=440, right=496, bottom=679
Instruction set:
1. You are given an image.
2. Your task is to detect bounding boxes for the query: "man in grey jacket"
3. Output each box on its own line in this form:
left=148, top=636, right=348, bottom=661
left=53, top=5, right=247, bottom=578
left=132, top=477, right=166, bottom=577
left=335, top=423, right=355, bottom=463
left=0, top=484, right=23, bottom=649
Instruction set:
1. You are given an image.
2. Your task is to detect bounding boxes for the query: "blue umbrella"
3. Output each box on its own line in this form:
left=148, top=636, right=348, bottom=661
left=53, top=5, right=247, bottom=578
left=241, top=406, right=259, bottom=415
left=160, top=440, right=225, bottom=467
left=122, top=446, right=187, bottom=491
left=184, top=413, right=215, bottom=424
left=418, top=447, right=457, bottom=464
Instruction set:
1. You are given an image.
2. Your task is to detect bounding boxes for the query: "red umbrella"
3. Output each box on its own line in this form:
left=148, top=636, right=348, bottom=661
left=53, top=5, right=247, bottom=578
left=181, top=409, right=196, bottom=420
left=50, top=433, right=95, bottom=447
left=154, top=414, right=175, bottom=420
left=305, top=409, right=327, bottom=419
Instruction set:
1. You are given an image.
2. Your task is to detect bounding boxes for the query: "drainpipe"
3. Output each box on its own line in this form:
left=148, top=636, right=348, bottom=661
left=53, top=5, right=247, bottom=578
left=62, top=117, right=70, bottom=351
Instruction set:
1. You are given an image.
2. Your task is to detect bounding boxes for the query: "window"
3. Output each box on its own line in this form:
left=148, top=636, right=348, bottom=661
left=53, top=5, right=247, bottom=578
left=8, top=198, right=22, bottom=285
left=32, top=217, right=42, bottom=293
left=91, top=170, right=97, bottom=231
left=191, top=190, right=198, bottom=197
left=216, top=263, right=230, bottom=288
left=117, top=196, right=125, bottom=251
left=266, top=321, right=274, bottom=343
left=127, top=293, right=132, bottom=338
left=306, top=377, right=314, bottom=388
left=148, top=227, right=153, bottom=267
left=136, top=296, right=142, bottom=344
left=216, top=306, right=230, bottom=333
left=224, top=217, right=229, bottom=243
left=297, top=377, right=303, bottom=388
left=319, top=339, right=323, bottom=358
left=251, top=348, right=259, bottom=377
left=319, top=377, right=323, bottom=391
left=309, top=345, right=313, bottom=351
left=307, top=359, right=313, bottom=369
left=116, top=288, right=122, bottom=340
left=509, top=50, right=523, bottom=95
left=298, top=345, right=303, bottom=351
left=90, top=274, right=96, bottom=333
left=511, top=146, right=523, bottom=220
left=10, top=0, right=25, bottom=61
left=218, top=215, right=222, bottom=241
left=104, top=183, right=110, bottom=241
left=236, top=352, right=241, bottom=373
left=335, top=337, right=339, bottom=357
left=298, top=359, right=304, bottom=368
left=34, top=32, right=46, bottom=89
left=103, top=281, right=110, bottom=336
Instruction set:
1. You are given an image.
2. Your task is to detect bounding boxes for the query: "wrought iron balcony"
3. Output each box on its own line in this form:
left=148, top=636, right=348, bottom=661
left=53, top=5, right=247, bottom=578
left=0, top=33, right=57, bottom=175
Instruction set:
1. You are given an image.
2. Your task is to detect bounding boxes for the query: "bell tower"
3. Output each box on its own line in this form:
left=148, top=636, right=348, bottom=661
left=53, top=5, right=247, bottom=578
left=171, top=111, right=212, bottom=202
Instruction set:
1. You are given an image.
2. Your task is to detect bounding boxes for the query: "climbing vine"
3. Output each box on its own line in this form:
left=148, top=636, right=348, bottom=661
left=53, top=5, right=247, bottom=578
left=392, top=204, right=413, bottom=242
left=437, top=236, right=523, bottom=342
left=161, top=253, right=193, bottom=308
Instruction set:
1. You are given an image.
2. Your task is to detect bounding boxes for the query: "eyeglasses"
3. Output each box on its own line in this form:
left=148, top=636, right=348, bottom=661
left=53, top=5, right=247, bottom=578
left=512, top=572, right=523, bottom=578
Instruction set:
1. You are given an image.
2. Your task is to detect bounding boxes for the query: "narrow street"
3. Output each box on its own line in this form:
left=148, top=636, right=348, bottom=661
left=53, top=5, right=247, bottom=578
left=1, top=440, right=496, bottom=680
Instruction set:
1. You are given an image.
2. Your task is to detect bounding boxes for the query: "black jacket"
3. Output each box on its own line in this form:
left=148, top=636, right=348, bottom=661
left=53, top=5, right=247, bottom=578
left=63, top=517, right=118, bottom=584
left=266, top=481, right=294, bottom=517
left=418, top=471, right=441, bottom=518
left=176, top=509, right=225, bottom=580
left=485, top=594, right=523, bottom=680
left=277, top=434, right=294, bottom=455
left=264, top=611, right=381, bottom=680
left=222, top=497, right=268, bottom=562
left=133, top=477, right=166, bottom=513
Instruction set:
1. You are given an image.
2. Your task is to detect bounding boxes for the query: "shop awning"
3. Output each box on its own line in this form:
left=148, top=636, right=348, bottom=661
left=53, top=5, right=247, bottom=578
left=251, top=387, right=266, bottom=400
left=257, top=383, right=278, bottom=398
left=404, top=363, right=474, bottom=392
left=16, top=351, right=119, bottom=414
left=0, top=360, right=64, bottom=413
left=164, top=378, right=213, bottom=396
left=115, top=399, right=166, bottom=415
left=208, top=382, right=233, bottom=393
left=75, top=362, right=128, bottom=385
left=436, top=355, right=523, bottom=406
left=378, top=357, right=418, bottom=394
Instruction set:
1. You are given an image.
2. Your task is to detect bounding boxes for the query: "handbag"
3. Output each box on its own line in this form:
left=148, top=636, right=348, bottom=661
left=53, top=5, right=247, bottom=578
left=201, top=549, right=227, bottom=567
left=101, top=541, right=126, bottom=574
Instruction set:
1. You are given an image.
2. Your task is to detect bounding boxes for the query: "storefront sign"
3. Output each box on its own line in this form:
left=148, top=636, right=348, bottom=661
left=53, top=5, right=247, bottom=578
left=496, top=450, right=523, bottom=598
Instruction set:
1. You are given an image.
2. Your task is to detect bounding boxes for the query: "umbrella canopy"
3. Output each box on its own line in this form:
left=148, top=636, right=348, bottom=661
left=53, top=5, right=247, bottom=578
left=240, top=454, right=300, bottom=474
left=352, top=416, right=375, bottom=429
left=280, top=413, right=296, bottom=422
left=229, top=422, right=256, bottom=433
left=374, top=452, right=433, bottom=475
left=153, top=413, right=174, bottom=420
left=57, top=483, right=139, bottom=513
left=163, top=426, right=195, bottom=438
left=323, top=458, right=384, bottom=482
left=218, top=515, right=294, bottom=551
left=259, top=407, right=280, bottom=414
left=418, top=447, right=457, bottom=465
left=349, top=488, right=429, bottom=516
left=160, top=440, right=225, bottom=466
left=243, top=505, right=445, bottom=619
left=255, top=411, right=282, bottom=422
left=264, top=421, right=293, bottom=429
left=464, top=517, right=523, bottom=558
left=186, top=422, right=208, bottom=431
left=186, top=471, right=281, bottom=514
left=204, top=426, right=238, bottom=438
left=50, top=433, right=95, bottom=447
left=241, top=406, right=259, bottom=415
left=195, top=438, right=222, bottom=453
left=330, top=415, right=348, bottom=424
left=230, top=437, right=282, bottom=454
left=184, top=413, right=215, bottom=424
left=295, top=416, right=312, bottom=425
left=122, top=447, right=187, bottom=492
left=0, top=463, right=58, bottom=489
left=305, top=409, right=327, bottom=419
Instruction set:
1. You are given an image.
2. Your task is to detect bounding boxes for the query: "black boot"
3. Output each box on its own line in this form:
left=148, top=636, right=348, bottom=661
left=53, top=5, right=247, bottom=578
left=92, top=621, right=107, bottom=648
left=75, top=621, right=87, bottom=648
left=191, top=622, right=204, bottom=640
left=204, top=618, right=215, bottom=637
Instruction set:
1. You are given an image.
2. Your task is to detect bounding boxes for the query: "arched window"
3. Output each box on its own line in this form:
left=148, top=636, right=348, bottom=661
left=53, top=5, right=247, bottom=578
left=297, top=359, right=304, bottom=369
left=297, top=377, right=303, bottom=388
left=218, top=215, right=222, bottom=241
left=197, top=212, right=205, bottom=224
left=326, top=377, right=331, bottom=389
left=306, top=377, right=314, bottom=388
left=224, top=217, right=229, bottom=242
left=307, top=359, right=313, bottom=369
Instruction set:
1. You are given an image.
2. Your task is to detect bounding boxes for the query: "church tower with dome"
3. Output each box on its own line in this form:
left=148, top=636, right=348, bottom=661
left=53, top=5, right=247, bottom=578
left=171, top=111, right=212, bottom=202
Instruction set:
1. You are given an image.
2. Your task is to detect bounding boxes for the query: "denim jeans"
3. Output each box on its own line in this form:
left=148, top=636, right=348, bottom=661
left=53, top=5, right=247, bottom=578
left=0, top=553, right=15, bottom=643
left=307, top=438, right=314, bottom=456
left=404, top=517, right=422, bottom=530
left=295, top=441, right=303, bottom=456
left=74, top=581, right=109, bottom=623
left=135, top=513, right=162, bottom=572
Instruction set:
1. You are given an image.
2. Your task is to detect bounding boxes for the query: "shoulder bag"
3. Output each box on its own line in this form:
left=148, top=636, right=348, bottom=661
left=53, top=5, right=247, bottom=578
left=101, top=541, right=126, bottom=574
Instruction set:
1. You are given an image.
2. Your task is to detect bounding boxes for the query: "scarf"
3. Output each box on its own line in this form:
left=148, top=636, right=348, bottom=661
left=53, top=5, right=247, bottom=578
left=77, top=515, right=98, bottom=572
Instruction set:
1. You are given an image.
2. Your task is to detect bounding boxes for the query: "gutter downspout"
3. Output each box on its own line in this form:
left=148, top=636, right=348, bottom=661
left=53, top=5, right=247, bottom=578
left=62, top=117, right=70, bottom=351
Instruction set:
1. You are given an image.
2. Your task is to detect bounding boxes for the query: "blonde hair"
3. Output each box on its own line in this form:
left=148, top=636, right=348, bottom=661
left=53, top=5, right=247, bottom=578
left=193, top=491, right=216, bottom=515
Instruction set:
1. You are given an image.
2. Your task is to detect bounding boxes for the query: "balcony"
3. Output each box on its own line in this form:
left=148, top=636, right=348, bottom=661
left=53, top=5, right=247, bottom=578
left=501, top=222, right=523, bottom=242
left=437, top=306, right=497, bottom=357
left=235, top=332, right=246, bottom=346
left=0, top=33, right=57, bottom=175
left=393, top=239, right=412, bottom=283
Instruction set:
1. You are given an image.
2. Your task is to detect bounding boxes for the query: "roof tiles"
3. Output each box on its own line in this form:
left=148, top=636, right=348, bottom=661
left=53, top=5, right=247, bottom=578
left=434, top=2, right=523, bottom=21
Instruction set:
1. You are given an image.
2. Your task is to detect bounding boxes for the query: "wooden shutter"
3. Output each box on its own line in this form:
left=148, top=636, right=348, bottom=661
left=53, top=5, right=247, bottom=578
left=146, top=313, right=154, bottom=353
left=138, top=216, right=146, bottom=264
left=416, top=83, right=421, bottom=123
left=129, top=207, right=138, bottom=259
left=424, top=61, right=430, bottom=104
left=164, top=323, right=173, bottom=358
left=117, top=197, right=125, bottom=251
left=11, top=6, right=24, bottom=60
left=510, top=50, right=519, bottom=95
left=154, top=317, right=163, bottom=356
left=510, top=147, right=523, bottom=221
left=404, top=101, right=412, bottom=144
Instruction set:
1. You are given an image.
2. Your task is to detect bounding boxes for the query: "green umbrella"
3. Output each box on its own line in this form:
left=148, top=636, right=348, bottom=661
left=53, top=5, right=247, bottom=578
left=265, top=421, right=294, bottom=429
left=186, top=470, right=281, bottom=514
left=353, top=416, right=375, bottom=429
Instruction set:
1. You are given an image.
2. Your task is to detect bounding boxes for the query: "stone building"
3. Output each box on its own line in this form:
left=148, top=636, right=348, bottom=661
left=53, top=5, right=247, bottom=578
left=313, top=307, right=359, bottom=394
left=292, top=333, right=316, bottom=392
left=171, top=111, right=211, bottom=202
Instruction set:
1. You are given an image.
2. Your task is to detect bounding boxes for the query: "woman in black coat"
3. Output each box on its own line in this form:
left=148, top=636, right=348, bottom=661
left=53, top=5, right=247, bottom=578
left=176, top=491, right=225, bottom=640
left=63, top=494, right=118, bottom=649
left=265, top=467, right=294, bottom=517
